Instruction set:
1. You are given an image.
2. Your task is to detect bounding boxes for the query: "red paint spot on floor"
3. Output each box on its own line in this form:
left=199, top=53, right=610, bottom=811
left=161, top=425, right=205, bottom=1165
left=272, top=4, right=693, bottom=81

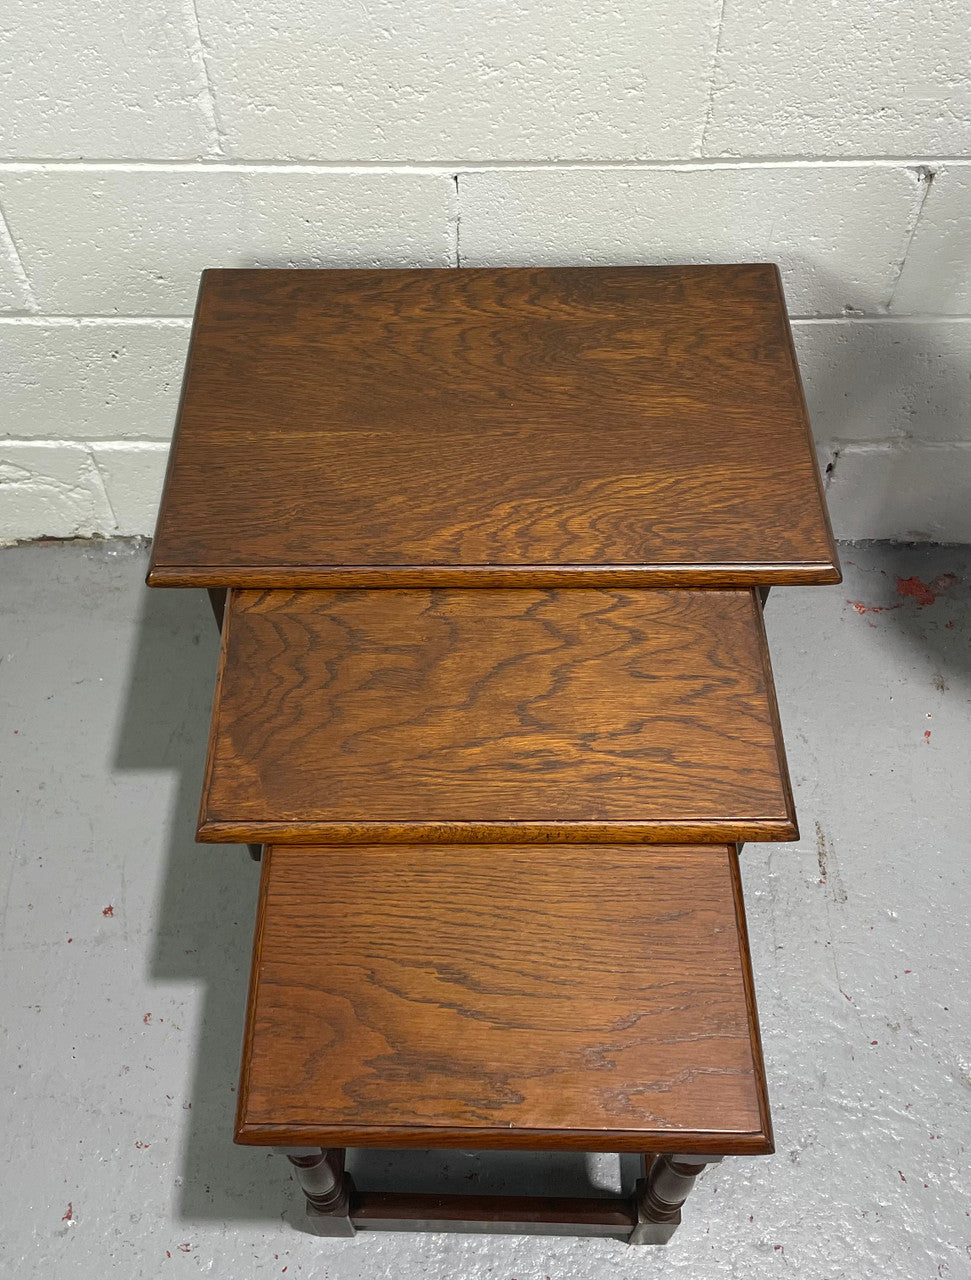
left=61, top=1203, right=73, bottom=1222
left=898, top=1170, right=907, bottom=1182
left=945, top=620, right=956, bottom=628
left=135, top=1141, right=149, bottom=1149
left=924, top=730, right=932, bottom=743
left=849, top=600, right=893, bottom=615
left=177, top=1243, right=191, bottom=1253
left=871, top=1040, right=878, bottom=1045
left=143, top=1013, right=152, bottom=1024
left=67, top=938, right=72, bottom=943
left=896, top=576, right=936, bottom=607
left=102, top=905, right=114, bottom=917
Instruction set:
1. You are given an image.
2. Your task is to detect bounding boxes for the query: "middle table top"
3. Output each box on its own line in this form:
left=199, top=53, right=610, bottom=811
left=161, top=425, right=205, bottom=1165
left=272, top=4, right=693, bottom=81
left=199, top=586, right=796, bottom=845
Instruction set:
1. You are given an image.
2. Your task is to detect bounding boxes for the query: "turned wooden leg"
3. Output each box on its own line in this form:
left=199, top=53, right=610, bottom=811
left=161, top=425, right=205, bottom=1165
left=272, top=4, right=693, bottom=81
left=276, top=1147, right=356, bottom=1237
left=628, top=1153, right=723, bottom=1245
left=207, top=587, right=227, bottom=632
left=205, top=588, right=261, bottom=862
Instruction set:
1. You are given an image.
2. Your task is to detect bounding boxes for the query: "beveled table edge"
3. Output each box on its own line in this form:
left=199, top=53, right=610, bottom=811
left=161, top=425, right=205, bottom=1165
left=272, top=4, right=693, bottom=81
left=147, top=561, right=842, bottom=589
left=233, top=1121, right=774, bottom=1155
left=197, top=817, right=799, bottom=844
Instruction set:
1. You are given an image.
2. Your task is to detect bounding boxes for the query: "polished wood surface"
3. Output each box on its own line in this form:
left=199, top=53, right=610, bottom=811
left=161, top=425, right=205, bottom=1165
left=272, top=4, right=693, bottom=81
left=148, top=264, right=839, bottom=588
left=199, top=587, right=796, bottom=845
left=236, top=844, right=773, bottom=1152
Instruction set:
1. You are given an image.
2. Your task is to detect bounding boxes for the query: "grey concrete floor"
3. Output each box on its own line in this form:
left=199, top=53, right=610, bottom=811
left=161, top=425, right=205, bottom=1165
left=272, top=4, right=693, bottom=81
left=1, top=540, right=969, bottom=1279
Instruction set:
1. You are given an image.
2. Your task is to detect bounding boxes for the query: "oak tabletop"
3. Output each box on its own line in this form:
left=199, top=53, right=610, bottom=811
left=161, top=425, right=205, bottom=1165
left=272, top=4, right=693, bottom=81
left=236, top=843, right=772, bottom=1153
left=199, top=586, right=796, bottom=845
left=148, top=264, right=839, bottom=589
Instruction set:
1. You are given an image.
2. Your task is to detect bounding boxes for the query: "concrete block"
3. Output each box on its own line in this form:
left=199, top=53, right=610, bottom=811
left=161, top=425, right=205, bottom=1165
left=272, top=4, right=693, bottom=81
left=0, top=0, right=213, bottom=158
left=0, top=170, right=456, bottom=314
left=89, top=445, right=170, bottom=536
left=0, top=443, right=113, bottom=542
left=892, top=166, right=971, bottom=315
left=793, top=320, right=971, bottom=445
left=3, top=321, right=191, bottom=440
left=704, top=0, right=971, bottom=157
left=825, top=443, right=971, bottom=541
left=458, top=166, right=919, bottom=315
left=198, top=0, right=715, bottom=161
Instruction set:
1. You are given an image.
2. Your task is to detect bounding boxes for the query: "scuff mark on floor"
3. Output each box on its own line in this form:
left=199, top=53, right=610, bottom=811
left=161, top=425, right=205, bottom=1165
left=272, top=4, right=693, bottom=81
left=848, top=600, right=898, bottom=616
left=815, top=821, right=848, bottom=904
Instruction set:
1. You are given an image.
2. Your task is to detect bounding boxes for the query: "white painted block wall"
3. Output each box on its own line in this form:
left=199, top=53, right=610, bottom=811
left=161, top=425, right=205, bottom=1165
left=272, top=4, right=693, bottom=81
left=2, top=0, right=970, bottom=543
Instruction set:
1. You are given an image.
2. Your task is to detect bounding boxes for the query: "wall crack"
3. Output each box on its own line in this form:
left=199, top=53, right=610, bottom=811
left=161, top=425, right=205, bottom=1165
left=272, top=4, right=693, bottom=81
left=697, top=0, right=729, bottom=157
left=181, top=0, right=228, bottom=158
left=0, top=196, right=39, bottom=313
left=885, top=165, right=936, bottom=311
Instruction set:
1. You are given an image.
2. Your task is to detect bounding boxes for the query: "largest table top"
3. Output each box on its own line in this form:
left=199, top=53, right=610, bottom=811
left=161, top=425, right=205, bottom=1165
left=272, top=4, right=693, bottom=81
left=148, top=264, right=839, bottom=589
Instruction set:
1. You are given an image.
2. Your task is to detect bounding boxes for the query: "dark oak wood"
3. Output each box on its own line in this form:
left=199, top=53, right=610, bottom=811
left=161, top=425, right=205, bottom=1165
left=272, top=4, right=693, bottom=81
left=350, top=1191, right=636, bottom=1238
left=277, top=1147, right=355, bottom=1236
left=199, top=586, right=796, bottom=845
left=206, top=586, right=227, bottom=631
left=148, top=265, right=840, bottom=589
left=630, top=1153, right=721, bottom=1244
left=270, top=1146, right=730, bottom=1241
left=235, top=844, right=773, bottom=1153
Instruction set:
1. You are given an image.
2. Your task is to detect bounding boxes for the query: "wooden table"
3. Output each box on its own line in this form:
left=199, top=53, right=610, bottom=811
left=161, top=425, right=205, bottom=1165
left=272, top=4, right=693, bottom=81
left=149, top=264, right=838, bottom=590
left=240, top=844, right=769, bottom=1241
left=199, top=587, right=795, bottom=846
left=148, top=263, right=838, bottom=1247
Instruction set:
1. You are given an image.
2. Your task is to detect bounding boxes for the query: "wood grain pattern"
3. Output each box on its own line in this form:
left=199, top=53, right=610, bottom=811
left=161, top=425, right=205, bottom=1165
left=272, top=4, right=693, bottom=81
left=198, top=587, right=796, bottom=844
left=235, top=844, right=773, bottom=1153
left=148, top=264, right=840, bottom=588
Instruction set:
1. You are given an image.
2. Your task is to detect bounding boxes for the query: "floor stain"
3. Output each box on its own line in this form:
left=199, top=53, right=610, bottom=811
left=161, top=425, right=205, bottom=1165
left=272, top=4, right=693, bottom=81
left=897, top=573, right=960, bottom=608
left=815, top=821, right=848, bottom=904
left=848, top=600, right=896, bottom=616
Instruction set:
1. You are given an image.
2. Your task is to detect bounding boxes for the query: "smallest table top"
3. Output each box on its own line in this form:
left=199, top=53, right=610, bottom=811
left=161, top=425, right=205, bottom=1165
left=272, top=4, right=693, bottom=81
left=236, top=844, right=773, bottom=1153
left=149, top=264, right=839, bottom=589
